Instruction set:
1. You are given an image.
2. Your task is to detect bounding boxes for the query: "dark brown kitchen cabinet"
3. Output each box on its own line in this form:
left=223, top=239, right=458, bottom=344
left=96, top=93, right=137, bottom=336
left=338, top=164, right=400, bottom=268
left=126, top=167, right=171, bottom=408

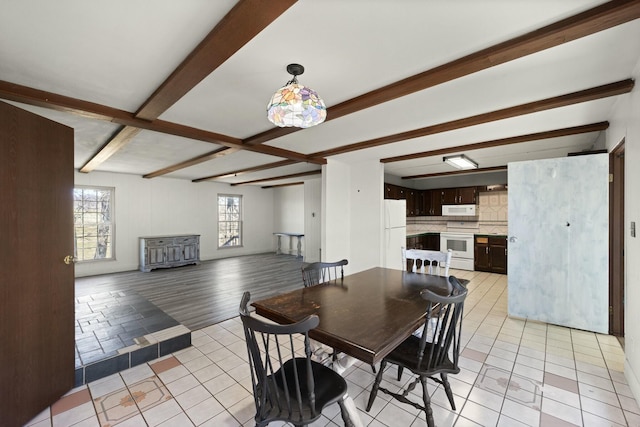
left=385, top=183, right=400, bottom=199
left=406, top=189, right=416, bottom=216
left=424, top=190, right=443, bottom=216
left=474, top=235, right=507, bottom=274
left=406, top=234, right=440, bottom=251
left=442, top=187, right=478, bottom=204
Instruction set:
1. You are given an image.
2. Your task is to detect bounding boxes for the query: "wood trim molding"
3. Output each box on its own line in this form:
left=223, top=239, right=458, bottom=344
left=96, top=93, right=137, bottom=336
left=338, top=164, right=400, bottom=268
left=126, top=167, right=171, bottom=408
left=310, top=80, right=632, bottom=158
left=381, top=122, right=610, bottom=163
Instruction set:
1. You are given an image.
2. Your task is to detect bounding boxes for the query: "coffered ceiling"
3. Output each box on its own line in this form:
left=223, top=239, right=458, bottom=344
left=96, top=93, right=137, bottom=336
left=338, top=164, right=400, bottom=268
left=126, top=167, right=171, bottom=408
left=1, top=0, right=639, bottom=188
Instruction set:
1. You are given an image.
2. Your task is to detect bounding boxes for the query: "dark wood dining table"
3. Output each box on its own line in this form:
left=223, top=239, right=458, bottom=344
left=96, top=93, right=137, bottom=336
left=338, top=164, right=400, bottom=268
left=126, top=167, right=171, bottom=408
left=251, top=267, right=453, bottom=365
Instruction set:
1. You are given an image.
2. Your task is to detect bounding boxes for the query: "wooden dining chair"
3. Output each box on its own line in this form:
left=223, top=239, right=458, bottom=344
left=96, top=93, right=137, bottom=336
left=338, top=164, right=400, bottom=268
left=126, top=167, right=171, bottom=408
left=239, top=292, right=355, bottom=427
left=404, top=248, right=452, bottom=277
left=301, top=259, right=365, bottom=372
left=365, top=276, right=468, bottom=427
left=301, top=259, right=348, bottom=286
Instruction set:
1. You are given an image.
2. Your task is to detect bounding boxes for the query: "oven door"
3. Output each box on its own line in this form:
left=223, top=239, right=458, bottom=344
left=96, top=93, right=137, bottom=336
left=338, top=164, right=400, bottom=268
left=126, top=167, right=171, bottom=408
left=440, top=233, right=474, bottom=259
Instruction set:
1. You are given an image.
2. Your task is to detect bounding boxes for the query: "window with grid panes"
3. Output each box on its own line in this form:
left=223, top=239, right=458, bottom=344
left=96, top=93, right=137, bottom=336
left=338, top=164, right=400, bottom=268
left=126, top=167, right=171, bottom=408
left=73, top=186, right=114, bottom=261
left=218, top=194, right=242, bottom=248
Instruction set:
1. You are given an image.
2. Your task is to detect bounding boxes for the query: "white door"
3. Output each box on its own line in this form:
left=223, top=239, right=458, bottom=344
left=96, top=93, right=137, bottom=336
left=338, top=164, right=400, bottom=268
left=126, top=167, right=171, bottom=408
left=508, top=154, right=609, bottom=333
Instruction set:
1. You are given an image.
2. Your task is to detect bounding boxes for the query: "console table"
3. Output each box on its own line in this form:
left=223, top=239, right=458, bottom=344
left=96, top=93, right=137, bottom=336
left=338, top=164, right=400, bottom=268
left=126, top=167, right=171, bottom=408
left=273, top=232, right=304, bottom=258
left=139, top=234, right=200, bottom=272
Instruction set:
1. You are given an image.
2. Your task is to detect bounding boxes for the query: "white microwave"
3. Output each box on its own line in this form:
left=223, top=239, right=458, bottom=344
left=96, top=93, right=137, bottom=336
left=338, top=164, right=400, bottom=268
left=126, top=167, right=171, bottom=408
left=442, top=204, right=477, bottom=216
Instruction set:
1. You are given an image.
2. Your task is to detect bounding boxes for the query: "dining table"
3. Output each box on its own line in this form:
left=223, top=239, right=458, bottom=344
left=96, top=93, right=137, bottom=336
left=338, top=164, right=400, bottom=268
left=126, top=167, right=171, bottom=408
left=251, top=267, right=453, bottom=427
left=252, top=267, right=453, bottom=365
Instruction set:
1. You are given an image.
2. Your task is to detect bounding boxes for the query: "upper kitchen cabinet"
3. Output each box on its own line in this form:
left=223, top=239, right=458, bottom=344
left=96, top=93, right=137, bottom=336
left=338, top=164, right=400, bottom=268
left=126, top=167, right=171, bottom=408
left=406, top=189, right=416, bottom=216
left=441, top=187, right=478, bottom=204
left=384, top=183, right=400, bottom=199
left=421, top=189, right=442, bottom=216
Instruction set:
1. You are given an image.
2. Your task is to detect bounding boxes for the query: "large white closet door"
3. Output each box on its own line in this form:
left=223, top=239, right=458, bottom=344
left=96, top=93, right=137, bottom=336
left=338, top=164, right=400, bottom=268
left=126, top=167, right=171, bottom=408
left=508, top=154, right=608, bottom=333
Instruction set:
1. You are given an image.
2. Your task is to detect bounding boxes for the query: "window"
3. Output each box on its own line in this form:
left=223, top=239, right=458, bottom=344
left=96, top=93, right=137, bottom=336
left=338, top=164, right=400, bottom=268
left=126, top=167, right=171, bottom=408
left=218, top=194, right=242, bottom=248
left=73, top=186, right=114, bottom=261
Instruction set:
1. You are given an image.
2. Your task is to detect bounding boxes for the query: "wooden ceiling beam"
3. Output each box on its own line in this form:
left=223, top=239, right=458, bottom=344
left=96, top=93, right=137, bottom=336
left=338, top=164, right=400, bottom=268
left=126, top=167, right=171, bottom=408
left=192, top=160, right=297, bottom=183
left=136, top=0, right=298, bottom=120
left=261, top=182, right=304, bottom=189
left=0, top=80, right=321, bottom=165
left=403, top=166, right=508, bottom=180
left=143, top=147, right=240, bottom=179
left=381, top=122, right=610, bottom=163
left=229, top=170, right=320, bottom=186
left=243, top=0, right=640, bottom=146
left=309, top=80, right=633, bottom=158
left=82, top=0, right=298, bottom=172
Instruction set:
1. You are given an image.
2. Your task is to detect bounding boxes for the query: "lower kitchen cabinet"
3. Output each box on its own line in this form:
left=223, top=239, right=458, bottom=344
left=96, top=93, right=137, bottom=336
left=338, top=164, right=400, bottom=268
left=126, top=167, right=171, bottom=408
left=140, top=234, right=200, bottom=272
left=406, top=233, right=440, bottom=251
left=474, top=235, right=507, bottom=274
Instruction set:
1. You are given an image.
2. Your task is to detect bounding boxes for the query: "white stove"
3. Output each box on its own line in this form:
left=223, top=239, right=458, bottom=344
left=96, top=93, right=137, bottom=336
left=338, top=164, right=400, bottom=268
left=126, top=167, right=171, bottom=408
left=440, top=222, right=478, bottom=271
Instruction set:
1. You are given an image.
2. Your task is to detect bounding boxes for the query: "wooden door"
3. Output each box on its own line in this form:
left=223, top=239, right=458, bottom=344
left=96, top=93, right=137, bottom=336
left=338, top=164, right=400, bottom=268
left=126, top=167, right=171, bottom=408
left=609, top=142, right=625, bottom=336
left=489, top=237, right=508, bottom=274
left=0, top=101, right=75, bottom=426
left=474, top=237, right=490, bottom=271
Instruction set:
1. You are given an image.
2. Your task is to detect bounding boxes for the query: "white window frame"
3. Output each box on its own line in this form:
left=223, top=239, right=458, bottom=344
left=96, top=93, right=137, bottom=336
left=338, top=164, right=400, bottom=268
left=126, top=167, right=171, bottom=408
left=218, top=194, right=243, bottom=248
left=73, top=186, right=115, bottom=262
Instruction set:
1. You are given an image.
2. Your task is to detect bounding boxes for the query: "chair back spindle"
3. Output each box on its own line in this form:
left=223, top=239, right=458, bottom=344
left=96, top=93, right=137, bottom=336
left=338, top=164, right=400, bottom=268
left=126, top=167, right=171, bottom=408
left=302, top=259, right=348, bottom=286
left=239, top=292, right=351, bottom=426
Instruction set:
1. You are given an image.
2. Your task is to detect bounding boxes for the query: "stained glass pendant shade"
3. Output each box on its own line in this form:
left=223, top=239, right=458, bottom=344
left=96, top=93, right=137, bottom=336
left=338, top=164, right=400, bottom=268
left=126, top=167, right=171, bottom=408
left=267, top=64, right=326, bottom=128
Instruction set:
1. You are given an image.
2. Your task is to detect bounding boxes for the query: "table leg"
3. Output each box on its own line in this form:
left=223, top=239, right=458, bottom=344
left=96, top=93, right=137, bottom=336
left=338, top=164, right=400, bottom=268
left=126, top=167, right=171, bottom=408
left=296, top=236, right=302, bottom=258
left=276, top=235, right=282, bottom=255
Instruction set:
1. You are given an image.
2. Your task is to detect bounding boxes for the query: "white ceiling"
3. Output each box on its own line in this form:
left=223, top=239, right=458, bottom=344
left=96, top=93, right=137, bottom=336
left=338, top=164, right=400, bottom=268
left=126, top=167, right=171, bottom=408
left=1, top=0, right=639, bottom=188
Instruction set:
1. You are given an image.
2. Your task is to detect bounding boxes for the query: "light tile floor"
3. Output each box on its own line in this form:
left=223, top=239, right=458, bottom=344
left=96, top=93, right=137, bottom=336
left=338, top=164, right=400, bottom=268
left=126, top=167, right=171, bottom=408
left=25, top=271, right=639, bottom=426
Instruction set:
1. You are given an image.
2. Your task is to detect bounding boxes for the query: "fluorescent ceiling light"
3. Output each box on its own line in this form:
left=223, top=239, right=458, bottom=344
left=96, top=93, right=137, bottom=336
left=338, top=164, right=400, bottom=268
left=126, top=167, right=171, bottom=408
left=443, top=154, right=478, bottom=170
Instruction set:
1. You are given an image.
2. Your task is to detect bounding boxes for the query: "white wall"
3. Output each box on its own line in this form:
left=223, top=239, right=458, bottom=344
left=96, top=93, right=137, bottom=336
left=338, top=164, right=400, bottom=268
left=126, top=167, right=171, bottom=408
left=74, top=171, right=275, bottom=277
left=608, top=58, right=640, bottom=402
left=304, top=180, right=322, bottom=262
left=322, top=160, right=351, bottom=269
left=273, top=185, right=304, bottom=233
left=321, top=158, right=385, bottom=275
left=273, top=185, right=305, bottom=256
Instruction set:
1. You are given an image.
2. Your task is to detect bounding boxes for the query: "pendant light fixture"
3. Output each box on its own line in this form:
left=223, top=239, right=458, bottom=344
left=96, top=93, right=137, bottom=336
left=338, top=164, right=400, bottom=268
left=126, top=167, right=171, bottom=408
left=267, top=63, right=326, bottom=128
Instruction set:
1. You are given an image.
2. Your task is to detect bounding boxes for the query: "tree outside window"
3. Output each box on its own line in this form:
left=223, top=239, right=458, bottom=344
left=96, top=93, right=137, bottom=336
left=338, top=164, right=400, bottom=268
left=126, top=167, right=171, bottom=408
left=218, top=194, right=242, bottom=248
left=74, top=187, right=114, bottom=261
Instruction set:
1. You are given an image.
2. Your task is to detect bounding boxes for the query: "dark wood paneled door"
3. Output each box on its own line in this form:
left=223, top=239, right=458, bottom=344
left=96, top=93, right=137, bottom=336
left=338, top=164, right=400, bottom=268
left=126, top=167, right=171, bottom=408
left=0, top=101, right=75, bottom=426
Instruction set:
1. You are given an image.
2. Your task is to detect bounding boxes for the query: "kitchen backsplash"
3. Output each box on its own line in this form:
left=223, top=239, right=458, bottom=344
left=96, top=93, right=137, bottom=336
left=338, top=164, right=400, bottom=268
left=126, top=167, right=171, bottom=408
left=407, top=190, right=508, bottom=235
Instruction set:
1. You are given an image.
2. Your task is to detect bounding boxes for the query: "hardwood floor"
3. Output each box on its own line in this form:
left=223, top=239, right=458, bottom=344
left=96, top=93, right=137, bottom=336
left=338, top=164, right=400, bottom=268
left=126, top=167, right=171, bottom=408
left=76, top=253, right=306, bottom=331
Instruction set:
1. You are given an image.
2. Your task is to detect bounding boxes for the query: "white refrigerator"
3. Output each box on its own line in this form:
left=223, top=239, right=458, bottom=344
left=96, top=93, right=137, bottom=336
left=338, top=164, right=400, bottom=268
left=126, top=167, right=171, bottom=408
left=383, top=199, right=406, bottom=270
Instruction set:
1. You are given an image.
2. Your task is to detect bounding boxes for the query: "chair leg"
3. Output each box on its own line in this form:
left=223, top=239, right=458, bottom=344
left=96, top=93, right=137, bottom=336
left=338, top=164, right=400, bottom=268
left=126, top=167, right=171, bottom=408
left=419, top=375, right=435, bottom=427
left=441, top=373, right=456, bottom=410
left=337, top=394, right=356, bottom=427
left=366, top=360, right=387, bottom=412
left=396, top=366, right=404, bottom=381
